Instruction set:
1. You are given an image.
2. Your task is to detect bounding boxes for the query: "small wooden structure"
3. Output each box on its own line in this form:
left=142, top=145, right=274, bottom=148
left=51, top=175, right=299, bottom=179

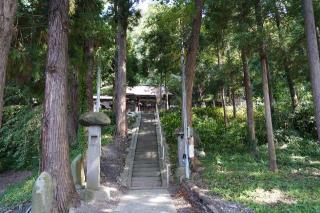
left=93, top=86, right=173, bottom=112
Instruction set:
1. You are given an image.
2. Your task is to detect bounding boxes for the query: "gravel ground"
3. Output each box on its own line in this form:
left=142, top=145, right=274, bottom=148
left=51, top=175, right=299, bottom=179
left=73, top=135, right=130, bottom=213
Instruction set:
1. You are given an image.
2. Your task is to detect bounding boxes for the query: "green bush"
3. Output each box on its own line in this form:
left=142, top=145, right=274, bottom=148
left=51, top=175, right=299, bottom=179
left=161, top=107, right=249, bottom=153
left=0, top=105, right=42, bottom=172
left=291, top=102, right=317, bottom=138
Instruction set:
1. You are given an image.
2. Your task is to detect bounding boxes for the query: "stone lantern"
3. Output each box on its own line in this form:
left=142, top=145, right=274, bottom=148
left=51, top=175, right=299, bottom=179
left=79, top=112, right=110, bottom=192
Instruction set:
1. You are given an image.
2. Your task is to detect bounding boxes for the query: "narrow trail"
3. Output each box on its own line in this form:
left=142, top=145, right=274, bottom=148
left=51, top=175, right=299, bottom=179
left=115, top=113, right=177, bottom=213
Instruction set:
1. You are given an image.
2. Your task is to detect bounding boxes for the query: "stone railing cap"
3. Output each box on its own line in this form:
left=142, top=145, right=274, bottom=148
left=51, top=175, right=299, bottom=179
left=79, top=112, right=111, bottom=126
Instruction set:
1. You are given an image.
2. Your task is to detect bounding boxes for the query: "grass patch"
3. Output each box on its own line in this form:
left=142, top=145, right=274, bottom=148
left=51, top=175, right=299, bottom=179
left=0, top=174, right=36, bottom=209
left=201, top=146, right=320, bottom=212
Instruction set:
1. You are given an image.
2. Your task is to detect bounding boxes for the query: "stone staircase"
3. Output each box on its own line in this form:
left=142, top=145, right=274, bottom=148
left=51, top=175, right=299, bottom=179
left=131, top=113, right=162, bottom=188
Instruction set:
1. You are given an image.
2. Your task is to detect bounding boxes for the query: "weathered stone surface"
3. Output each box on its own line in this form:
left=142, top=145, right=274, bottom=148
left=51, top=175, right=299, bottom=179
left=71, top=154, right=85, bottom=187
left=31, top=172, right=53, bottom=213
left=80, top=186, right=111, bottom=203
left=87, top=126, right=102, bottom=190
left=79, top=112, right=111, bottom=126
left=116, top=189, right=177, bottom=213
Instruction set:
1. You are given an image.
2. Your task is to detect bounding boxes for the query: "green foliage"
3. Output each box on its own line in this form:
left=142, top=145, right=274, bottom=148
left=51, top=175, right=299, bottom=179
left=0, top=105, right=41, bottom=172
left=161, top=106, right=320, bottom=212
left=161, top=107, right=254, bottom=153
left=291, top=102, right=317, bottom=138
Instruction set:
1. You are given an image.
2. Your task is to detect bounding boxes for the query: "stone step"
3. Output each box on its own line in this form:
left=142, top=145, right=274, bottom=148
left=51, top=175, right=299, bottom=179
left=132, top=170, right=161, bottom=177
left=134, top=153, right=158, bottom=157
left=136, top=148, right=158, bottom=151
left=136, top=144, right=158, bottom=148
left=134, top=156, right=158, bottom=160
left=133, top=163, right=159, bottom=168
left=133, top=164, right=159, bottom=169
left=135, top=149, right=158, bottom=152
left=134, top=160, right=158, bottom=165
left=131, top=181, right=161, bottom=189
left=137, top=148, right=157, bottom=151
left=136, top=149, right=158, bottom=152
left=135, top=151, right=158, bottom=154
left=133, top=167, right=159, bottom=172
left=131, top=177, right=161, bottom=188
left=136, top=145, right=157, bottom=148
left=132, top=176, right=160, bottom=181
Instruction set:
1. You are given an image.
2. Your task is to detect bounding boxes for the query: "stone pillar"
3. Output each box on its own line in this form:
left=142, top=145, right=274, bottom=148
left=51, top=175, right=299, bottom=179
left=176, top=131, right=186, bottom=182
left=86, top=125, right=101, bottom=190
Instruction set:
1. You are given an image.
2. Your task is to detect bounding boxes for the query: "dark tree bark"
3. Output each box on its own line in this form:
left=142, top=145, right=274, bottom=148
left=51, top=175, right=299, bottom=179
left=285, top=66, right=298, bottom=109
left=274, top=5, right=299, bottom=110
left=115, top=0, right=128, bottom=146
left=85, top=39, right=94, bottom=112
left=254, top=0, right=278, bottom=172
left=0, top=0, right=17, bottom=128
left=231, top=89, right=236, bottom=118
left=317, top=27, right=320, bottom=55
left=67, top=68, right=79, bottom=146
left=303, top=0, right=320, bottom=142
left=185, top=0, right=204, bottom=125
left=41, top=0, right=79, bottom=211
left=241, top=49, right=257, bottom=156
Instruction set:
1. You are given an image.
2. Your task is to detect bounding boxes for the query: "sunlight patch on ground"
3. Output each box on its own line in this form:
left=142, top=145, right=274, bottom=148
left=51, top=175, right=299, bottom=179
left=245, top=188, right=297, bottom=205
left=290, top=155, right=306, bottom=161
left=216, top=170, right=233, bottom=175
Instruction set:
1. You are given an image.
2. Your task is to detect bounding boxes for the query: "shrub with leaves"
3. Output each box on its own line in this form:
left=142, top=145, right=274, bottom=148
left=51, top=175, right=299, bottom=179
left=0, top=105, right=42, bottom=172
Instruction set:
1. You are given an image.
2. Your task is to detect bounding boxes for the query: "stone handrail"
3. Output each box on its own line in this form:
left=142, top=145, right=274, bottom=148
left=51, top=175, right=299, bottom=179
left=118, top=112, right=142, bottom=188
left=155, top=104, right=171, bottom=187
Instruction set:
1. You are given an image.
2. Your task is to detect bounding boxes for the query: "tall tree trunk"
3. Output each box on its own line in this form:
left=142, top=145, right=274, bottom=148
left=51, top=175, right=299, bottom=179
left=41, top=0, right=79, bottom=211
left=303, top=0, right=320, bottom=143
left=255, top=0, right=278, bottom=172
left=185, top=0, right=204, bottom=125
left=266, top=60, right=274, bottom=112
left=231, top=89, right=236, bottom=118
left=222, top=87, right=228, bottom=128
left=274, top=4, right=299, bottom=110
left=0, top=0, right=17, bottom=128
left=85, top=39, right=94, bottom=112
left=115, top=0, right=128, bottom=147
left=317, top=27, right=320, bottom=55
left=241, top=49, right=257, bottom=156
left=67, top=67, right=79, bottom=146
left=285, top=66, right=298, bottom=109
left=217, top=50, right=227, bottom=127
